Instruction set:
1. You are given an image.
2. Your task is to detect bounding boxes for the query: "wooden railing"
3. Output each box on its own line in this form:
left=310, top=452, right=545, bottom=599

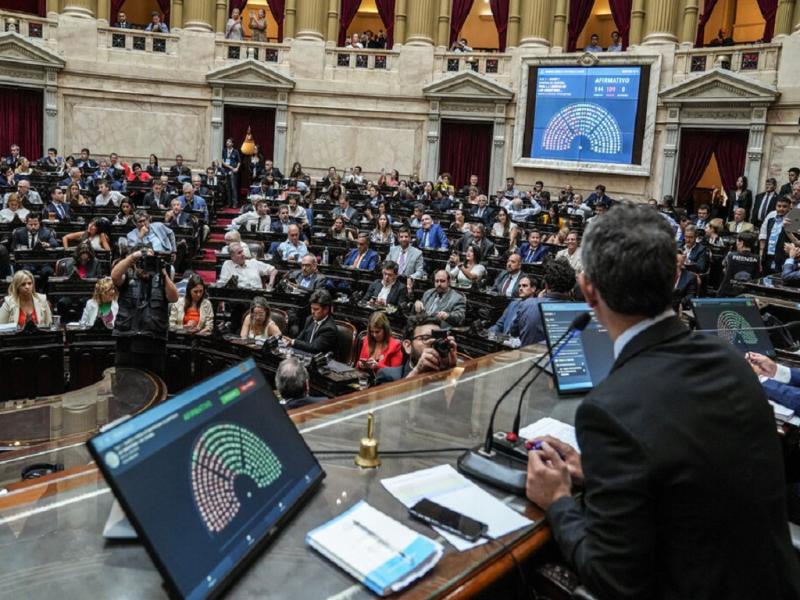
left=98, top=26, right=178, bottom=55
left=214, top=39, right=289, bottom=65
left=674, top=43, right=781, bottom=85
left=434, top=51, right=512, bottom=78
left=325, top=47, right=400, bottom=72
left=0, top=9, right=57, bottom=44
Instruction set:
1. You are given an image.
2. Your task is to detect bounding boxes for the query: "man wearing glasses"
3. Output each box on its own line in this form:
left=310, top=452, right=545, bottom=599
left=375, top=315, right=458, bottom=384
left=125, top=210, right=176, bottom=254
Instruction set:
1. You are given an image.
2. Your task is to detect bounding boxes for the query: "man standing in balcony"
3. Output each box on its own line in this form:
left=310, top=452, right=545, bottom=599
left=145, top=11, right=169, bottom=33
left=222, top=138, right=241, bottom=209
left=114, top=11, right=132, bottom=29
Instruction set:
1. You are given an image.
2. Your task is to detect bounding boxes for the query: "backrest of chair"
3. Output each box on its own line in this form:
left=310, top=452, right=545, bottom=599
left=247, top=241, right=264, bottom=259
left=334, top=319, right=357, bottom=366
left=271, top=307, right=288, bottom=334
left=55, top=257, right=70, bottom=277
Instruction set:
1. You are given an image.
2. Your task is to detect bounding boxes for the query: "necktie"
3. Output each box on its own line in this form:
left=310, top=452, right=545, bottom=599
left=502, top=275, right=512, bottom=296
left=422, top=230, right=429, bottom=248
left=28, top=233, right=34, bottom=248
left=526, top=248, right=533, bottom=262
left=354, top=253, right=364, bottom=269
left=761, top=194, right=771, bottom=221
left=398, top=250, right=407, bottom=273
left=257, top=217, right=263, bottom=232
left=310, top=320, right=320, bottom=342
left=56, top=203, right=64, bottom=219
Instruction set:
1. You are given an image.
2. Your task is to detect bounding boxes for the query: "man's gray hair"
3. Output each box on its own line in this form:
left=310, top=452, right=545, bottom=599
left=276, top=357, right=308, bottom=400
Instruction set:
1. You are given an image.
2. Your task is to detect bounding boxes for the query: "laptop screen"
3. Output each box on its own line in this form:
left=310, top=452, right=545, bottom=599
left=540, top=302, right=614, bottom=394
left=691, top=297, right=775, bottom=357
left=88, top=359, right=324, bottom=600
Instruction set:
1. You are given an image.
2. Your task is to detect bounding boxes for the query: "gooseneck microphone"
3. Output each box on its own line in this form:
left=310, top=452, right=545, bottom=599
left=458, top=312, right=591, bottom=495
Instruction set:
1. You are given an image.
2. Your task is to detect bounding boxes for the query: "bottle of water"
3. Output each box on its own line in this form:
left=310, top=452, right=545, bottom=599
left=322, top=247, right=329, bottom=265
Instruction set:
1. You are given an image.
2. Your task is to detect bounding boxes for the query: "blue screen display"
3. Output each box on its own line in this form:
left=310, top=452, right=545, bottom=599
left=530, top=66, right=643, bottom=165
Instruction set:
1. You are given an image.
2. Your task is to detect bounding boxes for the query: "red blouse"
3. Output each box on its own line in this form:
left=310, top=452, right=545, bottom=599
left=358, top=336, right=403, bottom=372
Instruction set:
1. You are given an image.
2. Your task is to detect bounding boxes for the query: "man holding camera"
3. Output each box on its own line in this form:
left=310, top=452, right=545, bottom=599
left=111, top=246, right=179, bottom=378
left=375, top=315, right=458, bottom=384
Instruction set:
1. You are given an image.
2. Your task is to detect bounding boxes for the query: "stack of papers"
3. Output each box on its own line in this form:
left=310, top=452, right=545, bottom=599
left=769, top=400, right=800, bottom=425
left=381, top=464, right=533, bottom=551
left=307, top=501, right=443, bottom=596
left=518, top=417, right=580, bottom=453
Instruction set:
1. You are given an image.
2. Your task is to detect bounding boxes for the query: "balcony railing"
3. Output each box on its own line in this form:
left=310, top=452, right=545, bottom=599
left=434, top=51, right=512, bottom=78
left=215, top=39, right=289, bottom=65
left=0, top=9, right=57, bottom=44
left=674, top=43, right=781, bottom=85
left=98, top=26, right=178, bottom=55
left=325, top=48, right=399, bottom=72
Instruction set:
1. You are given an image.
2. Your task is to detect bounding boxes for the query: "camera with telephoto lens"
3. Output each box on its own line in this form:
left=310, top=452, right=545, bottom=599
left=430, top=329, right=451, bottom=358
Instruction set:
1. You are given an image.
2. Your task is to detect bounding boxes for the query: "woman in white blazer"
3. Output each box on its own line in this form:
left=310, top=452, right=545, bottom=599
left=0, top=269, right=53, bottom=327
left=169, top=273, right=214, bottom=334
left=79, top=277, right=118, bottom=328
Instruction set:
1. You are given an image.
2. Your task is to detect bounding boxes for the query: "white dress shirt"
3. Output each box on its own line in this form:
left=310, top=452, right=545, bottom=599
left=613, top=309, right=675, bottom=359
left=219, top=259, right=275, bottom=289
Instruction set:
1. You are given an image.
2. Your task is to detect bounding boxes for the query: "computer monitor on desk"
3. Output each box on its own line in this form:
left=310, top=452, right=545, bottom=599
left=691, top=297, right=776, bottom=358
left=539, top=302, right=614, bottom=395
left=88, top=359, right=325, bottom=600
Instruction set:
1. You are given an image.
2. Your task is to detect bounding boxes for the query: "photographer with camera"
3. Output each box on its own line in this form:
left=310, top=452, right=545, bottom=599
left=111, top=245, right=179, bottom=378
left=375, top=315, right=458, bottom=384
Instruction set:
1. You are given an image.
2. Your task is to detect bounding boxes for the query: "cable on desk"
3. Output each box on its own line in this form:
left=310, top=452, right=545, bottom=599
left=312, top=447, right=472, bottom=456
left=481, top=533, right=539, bottom=600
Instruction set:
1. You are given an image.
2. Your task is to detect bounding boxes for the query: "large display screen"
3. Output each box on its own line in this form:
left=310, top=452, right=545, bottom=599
left=523, top=66, right=649, bottom=166
left=88, top=360, right=324, bottom=600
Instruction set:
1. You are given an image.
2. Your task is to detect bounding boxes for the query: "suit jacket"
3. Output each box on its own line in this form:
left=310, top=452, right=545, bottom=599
left=270, top=217, right=297, bottom=234
left=727, top=188, right=753, bottom=218
left=673, top=269, right=697, bottom=308
left=375, top=361, right=412, bottom=385
left=683, top=243, right=708, bottom=274
left=752, top=191, right=779, bottom=226
left=283, top=395, right=326, bottom=410
left=144, top=190, right=170, bottom=210
left=365, top=279, right=407, bottom=306
left=546, top=317, right=800, bottom=599
left=420, top=288, right=466, bottom=326
left=179, top=195, right=208, bottom=222
left=45, top=201, right=71, bottom=223
left=489, top=298, right=522, bottom=335
left=343, top=248, right=379, bottom=271
left=726, top=220, right=754, bottom=234
left=416, top=224, right=448, bottom=250
left=386, top=244, right=425, bottom=278
left=470, top=205, right=495, bottom=226
left=492, top=270, right=521, bottom=297
left=293, top=315, right=338, bottom=354
left=762, top=367, right=800, bottom=411
left=518, top=242, right=550, bottom=264
left=780, top=182, right=794, bottom=198
left=782, top=258, right=800, bottom=284
left=456, top=234, right=495, bottom=257
left=13, top=226, right=58, bottom=250
left=222, top=148, right=240, bottom=169
left=287, top=270, right=327, bottom=291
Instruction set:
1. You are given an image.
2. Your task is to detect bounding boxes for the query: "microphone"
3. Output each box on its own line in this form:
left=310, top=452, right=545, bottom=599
left=458, top=312, right=591, bottom=495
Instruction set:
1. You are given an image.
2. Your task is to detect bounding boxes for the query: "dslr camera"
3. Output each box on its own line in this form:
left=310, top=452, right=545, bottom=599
left=430, top=329, right=451, bottom=358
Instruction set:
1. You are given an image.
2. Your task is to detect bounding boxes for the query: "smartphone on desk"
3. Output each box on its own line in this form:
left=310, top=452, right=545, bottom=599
left=409, top=498, right=488, bottom=541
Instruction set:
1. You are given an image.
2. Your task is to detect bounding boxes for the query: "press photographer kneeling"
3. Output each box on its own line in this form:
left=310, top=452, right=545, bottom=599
left=111, top=246, right=179, bottom=378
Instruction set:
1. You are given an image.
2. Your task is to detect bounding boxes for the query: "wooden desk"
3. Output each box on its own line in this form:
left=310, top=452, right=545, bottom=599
left=0, top=345, right=577, bottom=599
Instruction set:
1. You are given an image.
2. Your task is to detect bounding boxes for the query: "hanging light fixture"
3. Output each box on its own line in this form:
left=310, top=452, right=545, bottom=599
left=240, top=126, right=257, bottom=156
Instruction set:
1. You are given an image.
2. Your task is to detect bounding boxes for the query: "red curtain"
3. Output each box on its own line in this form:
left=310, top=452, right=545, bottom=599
left=228, top=0, right=247, bottom=15
left=449, top=0, right=475, bottom=48
left=756, top=0, right=778, bottom=41
left=375, top=0, right=395, bottom=49
left=156, top=0, right=170, bottom=24
left=110, top=0, right=125, bottom=25
left=266, top=0, right=286, bottom=41
left=676, top=130, right=722, bottom=205
left=567, top=0, right=596, bottom=52
left=0, top=86, right=43, bottom=163
left=439, top=120, right=492, bottom=190
left=607, top=0, right=632, bottom=48
left=338, top=0, right=362, bottom=46
left=489, top=0, right=510, bottom=51
left=0, top=0, right=44, bottom=16
left=714, top=130, right=749, bottom=194
left=695, top=0, right=719, bottom=46
left=224, top=105, right=276, bottom=190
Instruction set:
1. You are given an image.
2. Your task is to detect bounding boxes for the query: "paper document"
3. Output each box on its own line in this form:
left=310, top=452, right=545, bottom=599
left=518, top=417, right=580, bottom=453
left=381, top=464, right=533, bottom=551
left=770, top=400, right=795, bottom=421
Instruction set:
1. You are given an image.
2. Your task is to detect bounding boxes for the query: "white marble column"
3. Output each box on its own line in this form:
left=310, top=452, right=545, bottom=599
left=425, top=104, right=441, bottom=181
left=490, top=111, right=507, bottom=195
left=43, top=69, right=59, bottom=153
left=209, top=87, right=224, bottom=165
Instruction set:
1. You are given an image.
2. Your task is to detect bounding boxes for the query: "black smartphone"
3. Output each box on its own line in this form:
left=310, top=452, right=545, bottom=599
left=409, top=498, right=488, bottom=541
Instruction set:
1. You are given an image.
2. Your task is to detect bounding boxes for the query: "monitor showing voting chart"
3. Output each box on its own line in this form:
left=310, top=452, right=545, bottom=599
left=88, top=359, right=325, bottom=600
left=522, top=65, right=650, bottom=168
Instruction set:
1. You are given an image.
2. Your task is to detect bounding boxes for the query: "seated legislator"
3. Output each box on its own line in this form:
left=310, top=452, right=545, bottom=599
left=489, top=274, right=536, bottom=335
left=286, top=254, right=327, bottom=292
left=343, top=233, right=379, bottom=271
left=63, top=218, right=111, bottom=252
left=331, top=196, right=358, bottom=223
left=219, top=230, right=251, bottom=258
left=272, top=207, right=297, bottom=236
left=673, top=251, right=698, bottom=310
left=727, top=207, right=754, bottom=234
left=748, top=352, right=800, bottom=412
left=375, top=315, right=458, bottom=384
left=782, top=243, right=800, bottom=285
left=170, top=273, right=214, bottom=335
left=510, top=258, right=576, bottom=346
left=10, top=179, right=42, bottom=208
left=283, top=290, right=338, bottom=355
left=555, top=230, right=583, bottom=274
left=240, top=296, right=282, bottom=340
left=143, top=180, right=170, bottom=210
left=218, top=242, right=277, bottom=290
left=416, top=214, right=449, bottom=250
left=79, top=277, right=118, bottom=328
left=387, top=227, right=425, bottom=279
left=446, top=245, right=486, bottom=287
left=169, top=155, right=191, bottom=180
left=45, top=186, right=72, bottom=224
left=456, top=223, right=496, bottom=257
left=364, top=261, right=409, bottom=306
left=230, top=199, right=271, bottom=233
left=0, top=270, right=53, bottom=327
left=0, top=192, right=29, bottom=223
left=59, top=242, right=105, bottom=279
left=718, top=231, right=760, bottom=295
left=276, top=225, right=308, bottom=262
left=126, top=211, right=177, bottom=253
left=14, top=212, right=58, bottom=250
left=470, top=194, right=495, bottom=226
left=329, top=216, right=356, bottom=241
left=681, top=224, right=709, bottom=274
left=94, top=180, right=124, bottom=207
left=492, top=207, right=521, bottom=249
left=519, top=229, right=550, bottom=264
left=275, top=357, right=326, bottom=409
left=178, top=182, right=209, bottom=223
left=525, top=203, right=800, bottom=599
left=164, top=198, right=195, bottom=229
left=357, top=311, right=403, bottom=373
left=492, top=253, right=523, bottom=298
left=415, top=269, right=466, bottom=328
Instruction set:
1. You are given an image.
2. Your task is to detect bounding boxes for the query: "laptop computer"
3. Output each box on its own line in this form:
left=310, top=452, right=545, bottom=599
left=691, top=297, right=776, bottom=358
left=539, top=302, right=615, bottom=395
left=87, top=359, right=325, bottom=600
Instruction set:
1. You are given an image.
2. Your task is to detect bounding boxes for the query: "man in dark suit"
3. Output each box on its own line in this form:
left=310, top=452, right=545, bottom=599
left=489, top=274, right=535, bottom=336
left=169, top=155, right=192, bottom=181
left=375, top=315, right=458, bottom=385
left=222, top=138, right=241, bottom=208
left=760, top=196, right=792, bottom=273
left=364, top=261, right=409, bottom=307
left=673, top=251, right=697, bottom=310
left=470, top=194, right=495, bottom=226
left=143, top=180, right=170, bottom=210
left=518, top=229, right=550, bottom=264
left=525, top=203, right=800, bottom=599
left=285, top=253, right=327, bottom=292
left=275, top=357, right=326, bottom=409
left=681, top=225, right=708, bottom=274
left=284, top=290, right=338, bottom=355
left=343, top=233, right=379, bottom=272
left=263, top=160, right=284, bottom=181
left=113, top=10, right=133, bottom=28
left=780, top=167, right=799, bottom=198
left=456, top=222, right=495, bottom=256
left=13, top=212, right=59, bottom=292
left=752, top=177, right=780, bottom=228
left=45, top=186, right=71, bottom=224
left=416, top=213, right=449, bottom=250
left=491, top=253, right=523, bottom=298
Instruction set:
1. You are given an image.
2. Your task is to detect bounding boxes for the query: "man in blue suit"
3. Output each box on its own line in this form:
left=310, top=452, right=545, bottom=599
left=518, top=229, right=551, bottom=264
left=343, top=233, right=379, bottom=271
left=222, top=137, right=240, bottom=208
left=177, top=182, right=209, bottom=222
left=748, top=352, right=800, bottom=411
left=416, top=214, right=448, bottom=250
left=489, top=275, right=535, bottom=336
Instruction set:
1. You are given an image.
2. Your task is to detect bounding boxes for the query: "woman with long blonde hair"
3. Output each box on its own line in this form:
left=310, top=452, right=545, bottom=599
left=0, top=270, right=52, bottom=327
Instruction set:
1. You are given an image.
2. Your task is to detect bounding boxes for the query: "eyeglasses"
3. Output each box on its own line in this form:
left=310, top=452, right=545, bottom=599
left=412, top=334, right=440, bottom=343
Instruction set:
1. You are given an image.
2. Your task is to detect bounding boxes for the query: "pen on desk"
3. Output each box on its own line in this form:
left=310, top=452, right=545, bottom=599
left=526, top=440, right=566, bottom=460
left=353, top=519, right=411, bottom=562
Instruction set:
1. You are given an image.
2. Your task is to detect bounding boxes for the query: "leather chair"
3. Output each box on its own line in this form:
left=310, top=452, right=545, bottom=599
left=247, top=241, right=264, bottom=259
left=333, top=319, right=357, bottom=365
left=270, top=307, right=288, bottom=335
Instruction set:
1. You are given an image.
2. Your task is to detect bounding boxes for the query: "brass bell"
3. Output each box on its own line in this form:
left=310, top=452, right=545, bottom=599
left=355, top=412, right=381, bottom=469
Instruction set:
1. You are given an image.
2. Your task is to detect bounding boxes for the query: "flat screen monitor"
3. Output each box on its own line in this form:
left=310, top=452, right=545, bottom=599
left=691, top=297, right=775, bottom=357
left=539, top=302, right=614, bottom=394
left=522, top=65, right=650, bottom=166
left=87, top=359, right=325, bottom=600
